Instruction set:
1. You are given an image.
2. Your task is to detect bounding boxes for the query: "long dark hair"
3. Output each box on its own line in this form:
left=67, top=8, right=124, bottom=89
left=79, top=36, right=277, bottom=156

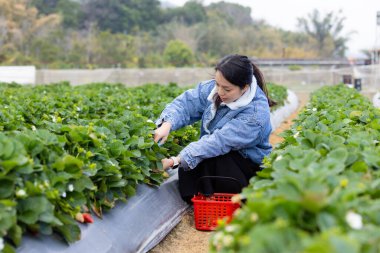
left=214, top=54, right=276, bottom=107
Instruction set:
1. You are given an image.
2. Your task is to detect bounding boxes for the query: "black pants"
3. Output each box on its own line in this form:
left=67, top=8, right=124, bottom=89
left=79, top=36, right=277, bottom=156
left=178, top=151, right=261, bottom=203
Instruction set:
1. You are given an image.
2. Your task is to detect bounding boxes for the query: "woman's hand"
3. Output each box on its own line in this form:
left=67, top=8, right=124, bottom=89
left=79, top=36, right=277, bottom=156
left=154, top=121, right=172, bottom=145
left=161, top=156, right=181, bottom=170
left=161, top=158, right=174, bottom=170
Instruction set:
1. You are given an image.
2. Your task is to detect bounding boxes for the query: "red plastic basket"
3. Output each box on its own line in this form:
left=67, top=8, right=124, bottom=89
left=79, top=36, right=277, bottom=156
left=191, top=176, right=242, bottom=231
left=192, top=193, right=240, bottom=231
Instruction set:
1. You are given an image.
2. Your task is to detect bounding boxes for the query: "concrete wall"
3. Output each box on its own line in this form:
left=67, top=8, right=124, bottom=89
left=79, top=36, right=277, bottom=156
left=36, top=65, right=380, bottom=92
left=37, top=67, right=336, bottom=87
left=0, top=66, right=36, bottom=84
left=37, top=68, right=215, bottom=87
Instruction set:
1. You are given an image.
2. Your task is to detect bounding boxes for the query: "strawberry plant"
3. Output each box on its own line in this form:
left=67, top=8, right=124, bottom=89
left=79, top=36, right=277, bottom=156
left=0, top=81, right=287, bottom=252
left=211, top=85, right=380, bottom=253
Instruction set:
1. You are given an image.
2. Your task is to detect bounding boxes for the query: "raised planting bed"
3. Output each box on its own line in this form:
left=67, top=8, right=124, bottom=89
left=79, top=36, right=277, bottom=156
left=211, top=84, right=380, bottom=253
left=0, top=82, right=291, bottom=253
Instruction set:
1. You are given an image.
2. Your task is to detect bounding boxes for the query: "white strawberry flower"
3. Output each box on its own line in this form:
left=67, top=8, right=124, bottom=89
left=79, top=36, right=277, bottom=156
left=231, top=194, right=242, bottom=204
left=222, top=235, right=234, bottom=247
left=293, top=131, right=300, bottom=138
left=250, top=213, right=259, bottom=222
left=312, top=107, right=317, bottom=112
left=16, top=189, right=26, bottom=197
left=61, top=192, right=67, bottom=198
left=212, top=231, right=224, bottom=247
left=68, top=184, right=74, bottom=192
left=0, top=237, right=4, bottom=251
left=31, top=125, right=37, bottom=131
left=225, top=225, right=237, bottom=233
left=345, top=211, right=363, bottom=229
left=275, top=155, right=283, bottom=161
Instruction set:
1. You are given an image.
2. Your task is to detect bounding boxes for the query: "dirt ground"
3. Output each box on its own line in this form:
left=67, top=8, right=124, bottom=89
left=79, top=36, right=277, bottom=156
left=149, top=92, right=310, bottom=253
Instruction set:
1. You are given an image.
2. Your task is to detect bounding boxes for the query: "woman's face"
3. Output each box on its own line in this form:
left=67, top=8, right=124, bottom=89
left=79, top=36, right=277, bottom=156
left=215, top=71, right=248, bottom=103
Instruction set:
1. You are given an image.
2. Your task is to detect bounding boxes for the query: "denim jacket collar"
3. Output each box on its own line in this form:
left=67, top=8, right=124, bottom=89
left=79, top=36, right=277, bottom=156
left=207, top=76, right=257, bottom=110
left=206, top=76, right=258, bottom=120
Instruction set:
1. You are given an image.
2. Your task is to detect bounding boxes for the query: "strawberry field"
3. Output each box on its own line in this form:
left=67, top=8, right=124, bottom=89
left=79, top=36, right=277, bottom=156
left=211, top=85, right=380, bottom=253
left=0, top=82, right=286, bottom=252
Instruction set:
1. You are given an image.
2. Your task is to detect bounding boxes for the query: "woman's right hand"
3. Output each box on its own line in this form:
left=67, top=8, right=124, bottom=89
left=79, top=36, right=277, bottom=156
left=154, top=121, right=172, bottom=145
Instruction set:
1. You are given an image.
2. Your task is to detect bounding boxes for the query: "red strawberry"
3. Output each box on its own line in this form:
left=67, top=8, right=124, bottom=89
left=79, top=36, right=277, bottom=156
left=82, top=213, right=94, bottom=223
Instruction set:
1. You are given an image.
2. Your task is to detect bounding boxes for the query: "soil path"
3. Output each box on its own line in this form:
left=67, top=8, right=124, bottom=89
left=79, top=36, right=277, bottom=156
left=149, top=92, right=310, bottom=253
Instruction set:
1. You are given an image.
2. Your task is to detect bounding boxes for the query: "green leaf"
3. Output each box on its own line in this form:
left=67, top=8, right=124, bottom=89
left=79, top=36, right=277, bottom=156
left=272, top=158, right=289, bottom=172
left=155, top=161, right=163, bottom=170
left=53, top=155, right=83, bottom=176
left=256, top=167, right=273, bottom=179
left=108, top=179, right=127, bottom=188
left=54, top=213, right=81, bottom=243
left=316, top=212, right=337, bottom=231
left=2, top=243, right=16, bottom=253
left=137, top=136, right=145, bottom=149
left=330, top=235, right=360, bottom=253
left=73, top=177, right=96, bottom=192
left=363, top=150, right=380, bottom=169
left=326, top=148, right=348, bottom=162
left=128, top=173, right=144, bottom=181
left=349, top=110, right=362, bottom=119
left=253, top=179, right=274, bottom=190
left=0, top=203, right=16, bottom=232
left=66, top=191, right=87, bottom=207
left=40, top=223, right=53, bottom=235
left=0, top=178, right=15, bottom=199
left=8, top=224, right=22, bottom=246
left=369, top=118, right=380, bottom=130
left=1, top=141, right=17, bottom=160
left=350, top=161, right=368, bottom=172
left=17, top=196, right=52, bottom=225
left=130, top=149, right=141, bottom=158
left=109, top=140, right=124, bottom=157
left=124, top=185, right=136, bottom=197
left=36, top=129, right=59, bottom=145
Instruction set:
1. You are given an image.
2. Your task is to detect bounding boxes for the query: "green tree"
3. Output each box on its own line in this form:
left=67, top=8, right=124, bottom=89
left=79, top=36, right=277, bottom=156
left=30, top=32, right=63, bottom=66
left=162, top=0, right=207, bottom=25
left=31, top=0, right=82, bottom=28
left=297, top=9, right=351, bottom=58
left=0, top=0, right=61, bottom=64
left=196, top=12, right=238, bottom=58
left=94, top=31, right=137, bottom=67
left=81, top=0, right=162, bottom=33
left=56, top=0, right=82, bottom=28
left=31, top=0, right=60, bottom=15
left=207, top=1, right=253, bottom=26
left=163, top=40, right=194, bottom=67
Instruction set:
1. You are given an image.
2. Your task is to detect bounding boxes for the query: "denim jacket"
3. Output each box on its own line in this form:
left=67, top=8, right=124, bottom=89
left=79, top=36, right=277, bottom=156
left=156, top=79, right=272, bottom=170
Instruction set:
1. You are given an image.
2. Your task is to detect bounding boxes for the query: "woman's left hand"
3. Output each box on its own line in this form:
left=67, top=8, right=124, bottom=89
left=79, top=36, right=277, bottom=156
left=161, top=156, right=180, bottom=170
left=161, top=158, right=174, bottom=170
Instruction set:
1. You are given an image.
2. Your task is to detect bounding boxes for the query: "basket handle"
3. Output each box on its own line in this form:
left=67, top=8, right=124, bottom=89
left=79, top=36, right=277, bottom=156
left=195, top=176, right=243, bottom=197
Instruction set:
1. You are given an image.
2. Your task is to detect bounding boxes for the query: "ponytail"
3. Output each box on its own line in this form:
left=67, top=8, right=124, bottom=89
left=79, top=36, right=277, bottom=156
left=251, top=62, right=277, bottom=107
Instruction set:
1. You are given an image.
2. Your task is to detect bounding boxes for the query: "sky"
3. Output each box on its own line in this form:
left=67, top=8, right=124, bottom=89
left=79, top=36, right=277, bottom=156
left=164, top=0, right=380, bottom=58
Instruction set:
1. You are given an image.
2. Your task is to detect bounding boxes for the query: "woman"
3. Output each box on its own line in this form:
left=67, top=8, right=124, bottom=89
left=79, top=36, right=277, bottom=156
left=154, top=54, right=275, bottom=203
